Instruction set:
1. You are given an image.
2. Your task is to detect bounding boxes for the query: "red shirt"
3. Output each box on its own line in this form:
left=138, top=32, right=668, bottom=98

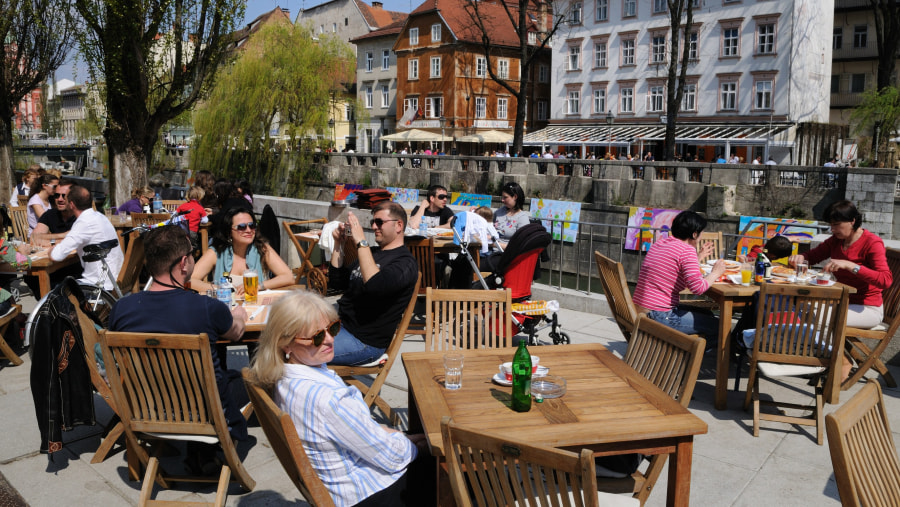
left=175, top=199, right=207, bottom=232
left=803, top=229, right=892, bottom=306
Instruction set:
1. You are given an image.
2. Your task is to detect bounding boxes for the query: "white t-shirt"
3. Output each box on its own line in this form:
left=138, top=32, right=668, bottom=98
left=50, top=208, right=124, bottom=290
left=26, top=194, right=51, bottom=233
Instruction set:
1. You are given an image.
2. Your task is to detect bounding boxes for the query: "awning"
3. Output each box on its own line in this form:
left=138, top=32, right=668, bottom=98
left=381, top=129, right=452, bottom=142
left=522, top=123, right=793, bottom=147
left=457, top=130, right=514, bottom=143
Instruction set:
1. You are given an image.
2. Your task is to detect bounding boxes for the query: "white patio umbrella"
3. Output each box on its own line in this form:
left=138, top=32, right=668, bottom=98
left=457, top=130, right=514, bottom=143
left=381, top=129, right=452, bottom=142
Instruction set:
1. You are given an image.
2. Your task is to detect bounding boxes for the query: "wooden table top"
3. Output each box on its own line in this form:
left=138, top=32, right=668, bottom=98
left=706, top=279, right=857, bottom=298
left=402, top=343, right=708, bottom=457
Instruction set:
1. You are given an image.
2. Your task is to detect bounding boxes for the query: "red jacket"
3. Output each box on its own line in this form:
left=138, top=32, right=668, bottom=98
left=176, top=199, right=207, bottom=232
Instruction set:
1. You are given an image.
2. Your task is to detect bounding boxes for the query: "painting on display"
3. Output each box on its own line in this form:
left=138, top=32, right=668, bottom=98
left=735, top=216, right=818, bottom=257
left=624, top=208, right=681, bottom=251
left=333, top=183, right=363, bottom=201
left=386, top=187, right=419, bottom=206
left=529, top=199, right=581, bottom=243
left=450, top=192, right=492, bottom=208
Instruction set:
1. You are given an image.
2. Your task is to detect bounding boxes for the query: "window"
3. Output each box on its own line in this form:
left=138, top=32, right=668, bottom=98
left=755, top=80, right=772, bottom=109
left=344, top=104, right=354, bottom=121
left=430, top=56, right=441, bottom=78
left=594, top=41, right=607, bottom=67
left=653, top=0, right=666, bottom=14
left=854, top=25, right=867, bottom=48
left=319, top=25, right=324, bottom=34
left=332, top=23, right=337, bottom=33
left=570, top=2, right=582, bottom=24
left=651, top=35, right=666, bottom=64
left=851, top=73, right=865, bottom=93
left=592, top=88, right=606, bottom=113
left=410, top=28, right=419, bottom=46
left=476, top=56, right=487, bottom=77
left=688, top=32, right=698, bottom=60
left=623, top=0, right=636, bottom=17
left=681, top=83, right=696, bottom=111
left=365, top=85, right=373, bottom=108
left=566, top=89, right=580, bottom=114
left=408, top=58, right=418, bottom=80
left=381, top=85, right=390, bottom=108
left=365, top=52, right=373, bottom=72
left=498, top=59, right=509, bottom=79
left=528, top=31, right=538, bottom=45
left=830, top=75, right=839, bottom=94
left=425, top=97, right=442, bottom=118
left=537, top=101, right=548, bottom=120
left=620, top=87, right=633, bottom=113
left=621, top=39, right=635, bottom=65
left=475, top=97, right=486, bottom=118
left=833, top=27, right=842, bottom=50
left=431, top=23, right=441, bottom=42
left=403, top=96, right=418, bottom=115
left=567, top=44, right=581, bottom=70
left=596, top=0, right=608, bottom=21
left=720, top=81, right=737, bottom=110
left=723, top=28, right=739, bottom=57
left=538, top=64, right=548, bottom=82
left=382, top=50, right=390, bottom=69
left=648, top=85, right=664, bottom=112
left=498, top=98, right=508, bottom=119
left=757, top=23, right=775, bottom=54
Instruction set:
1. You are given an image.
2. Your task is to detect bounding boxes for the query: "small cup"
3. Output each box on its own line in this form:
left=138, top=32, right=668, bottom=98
left=443, top=353, right=464, bottom=390
left=499, top=356, right=541, bottom=381
left=816, top=272, right=835, bottom=285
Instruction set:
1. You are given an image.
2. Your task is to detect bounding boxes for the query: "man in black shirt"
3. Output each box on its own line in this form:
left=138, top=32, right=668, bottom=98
left=409, top=184, right=454, bottom=230
left=329, top=201, right=418, bottom=366
left=27, top=178, right=81, bottom=293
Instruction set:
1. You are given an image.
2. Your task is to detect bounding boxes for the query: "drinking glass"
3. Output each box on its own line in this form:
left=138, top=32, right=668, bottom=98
left=243, top=269, right=259, bottom=303
left=443, top=353, right=464, bottom=390
left=740, top=263, right=753, bottom=286
left=796, top=261, right=809, bottom=280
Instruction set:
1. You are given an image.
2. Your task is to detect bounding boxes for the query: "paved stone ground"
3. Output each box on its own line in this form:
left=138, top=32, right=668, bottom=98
left=1, top=284, right=899, bottom=506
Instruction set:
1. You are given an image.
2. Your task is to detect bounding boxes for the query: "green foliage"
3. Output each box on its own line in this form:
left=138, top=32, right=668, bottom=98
left=850, top=86, right=900, bottom=155
left=192, top=22, right=355, bottom=193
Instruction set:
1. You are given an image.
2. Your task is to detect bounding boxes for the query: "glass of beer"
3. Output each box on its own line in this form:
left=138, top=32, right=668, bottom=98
left=243, top=269, right=259, bottom=303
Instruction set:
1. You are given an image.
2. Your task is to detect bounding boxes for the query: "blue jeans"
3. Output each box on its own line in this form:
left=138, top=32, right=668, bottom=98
left=330, top=326, right=385, bottom=366
left=646, top=306, right=719, bottom=345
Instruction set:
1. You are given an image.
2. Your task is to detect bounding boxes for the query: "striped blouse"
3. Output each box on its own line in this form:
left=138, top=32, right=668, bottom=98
left=632, top=235, right=709, bottom=311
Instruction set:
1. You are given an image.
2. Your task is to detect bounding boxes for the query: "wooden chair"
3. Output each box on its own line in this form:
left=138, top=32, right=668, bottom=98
left=282, top=218, right=328, bottom=294
left=9, top=206, right=28, bottom=240
left=696, top=230, right=723, bottom=263
left=742, top=283, right=850, bottom=445
left=596, top=315, right=705, bottom=504
left=116, top=231, right=145, bottom=295
left=330, top=273, right=421, bottom=422
left=594, top=251, right=638, bottom=341
left=99, top=330, right=256, bottom=504
left=16, top=195, right=27, bottom=207
left=406, top=237, right=438, bottom=292
left=425, top=288, right=513, bottom=351
left=0, top=305, right=23, bottom=366
left=161, top=200, right=182, bottom=213
left=826, top=380, right=900, bottom=507
left=241, top=369, right=335, bottom=507
left=441, top=416, right=639, bottom=507
left=130, top=212, right=171, bottom=227
left=842, top=247, right=900, bottom=390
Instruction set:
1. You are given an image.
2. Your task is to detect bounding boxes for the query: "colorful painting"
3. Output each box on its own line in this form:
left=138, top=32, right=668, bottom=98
left=450, top=192, right=492, bottom=208
left=387, top=187, right=419, bottom=206
left=624, top=208, right=681, bottom=251
left=735, top=216, right=818, bottom=257
left=529, top=199, right=581, bottom=243
left=333, top=183, right=363, bottom=201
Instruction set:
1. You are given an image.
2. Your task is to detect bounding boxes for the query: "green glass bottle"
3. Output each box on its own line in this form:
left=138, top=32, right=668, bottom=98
left=511, top=340, right=532, bottom=412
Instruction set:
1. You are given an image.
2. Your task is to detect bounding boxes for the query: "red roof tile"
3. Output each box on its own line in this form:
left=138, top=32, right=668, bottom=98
left=350, top=17, right=407, bottom=42
left=355, top=0, right=407, bottom=29
left=410, top=0, right=542, bottom=47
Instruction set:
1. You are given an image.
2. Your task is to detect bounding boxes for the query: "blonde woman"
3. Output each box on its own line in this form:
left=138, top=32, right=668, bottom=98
left=118, top=186, right=154, bottom=214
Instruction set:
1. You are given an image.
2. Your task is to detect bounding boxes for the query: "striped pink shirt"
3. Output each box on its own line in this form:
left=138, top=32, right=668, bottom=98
left=632, top=236, right=709, bottom=311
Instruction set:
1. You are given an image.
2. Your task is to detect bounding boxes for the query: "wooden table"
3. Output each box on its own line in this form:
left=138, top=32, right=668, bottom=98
left=0, top=249, right=79, bottom=298
left=403, top=344, right=708, bottom=507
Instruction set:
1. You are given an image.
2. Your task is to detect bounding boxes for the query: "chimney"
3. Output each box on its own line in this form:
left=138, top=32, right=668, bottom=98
left=281, top=7, right=290, bottom=16
left=372, top=1, right=383, bottom=8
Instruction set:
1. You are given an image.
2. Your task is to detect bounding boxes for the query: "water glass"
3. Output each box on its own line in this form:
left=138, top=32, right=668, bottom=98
left=796, top=260, right=809, bottom=280
left=443, top=353, right=464, bottom=390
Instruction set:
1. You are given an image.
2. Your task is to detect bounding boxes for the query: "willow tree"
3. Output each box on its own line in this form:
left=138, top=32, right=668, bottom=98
left=74, top=0, right=243, bottom=205
left=0, top=0, right=75, bottom=204
left=192, top=22, right=355, bottom=194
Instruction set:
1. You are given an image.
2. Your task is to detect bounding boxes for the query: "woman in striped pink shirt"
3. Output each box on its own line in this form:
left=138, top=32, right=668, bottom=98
left=633, top=211, right=727, bottom=342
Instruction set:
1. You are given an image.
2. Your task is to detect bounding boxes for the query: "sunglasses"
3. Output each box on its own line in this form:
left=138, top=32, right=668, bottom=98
left=370, top=218, right=399, bottom=228
left=296, top=320, right=341, bottom=347
left=232, top=222, right=258, bottom=232
left=435, top=194, right=449, bottom=200
left=52, top=193, right=68, bottom=200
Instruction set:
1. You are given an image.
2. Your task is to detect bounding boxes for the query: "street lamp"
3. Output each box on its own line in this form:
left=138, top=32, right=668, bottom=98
left=605, top=110, right=615, bottom=159
left=328, top=118, right=335, bottom=150
left=439, top=115, right=446, bottom=154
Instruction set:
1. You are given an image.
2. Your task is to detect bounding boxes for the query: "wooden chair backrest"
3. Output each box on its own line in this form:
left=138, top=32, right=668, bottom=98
left=130, top=212, right=170, bottom=226
left=753, top=283, right=850, bottom=404
left=16, top=195, right=27, bottom=207
left=441, top=416, right=599, bottom=507
left=406, top=237, right=437, bottom=292
left=876, top=247, right=900, bottom=336
left=425, top=288, right=513, bottom=351
left=697, top=230, right=723, bottom=263
left=70, top=293, right=118, bottom=418
left=626, top=315, right=706, bottom=406
left=241, top=369, right=336, bottom=507
left=161, top=200, right=182, bottom=213
left=116, top=231, right=144, bottom=295
left=594, top=251, right=638, bottom=341
left=826, top=381, right=900, bottom=507
left=9, top=206, right=28, bottom=240
left=0, top=305, right=23, bottom=365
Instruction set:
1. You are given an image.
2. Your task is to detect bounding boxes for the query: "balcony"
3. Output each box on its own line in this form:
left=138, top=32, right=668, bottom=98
left=830, top=93, right=864, bottom=108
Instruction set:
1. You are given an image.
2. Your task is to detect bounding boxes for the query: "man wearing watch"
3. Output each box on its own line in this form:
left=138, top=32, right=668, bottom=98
left=328, top=201, right=418, bottom=366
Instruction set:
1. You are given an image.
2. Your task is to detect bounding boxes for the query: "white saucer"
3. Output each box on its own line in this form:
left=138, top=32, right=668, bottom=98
left=492, top=373, right=512, bottom=386
left=808, top=279, right=836, bottom=287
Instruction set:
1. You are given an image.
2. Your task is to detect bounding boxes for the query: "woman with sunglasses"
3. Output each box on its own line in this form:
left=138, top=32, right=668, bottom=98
left=248, top=290, right=431, bottom=507
left=493, top=181, right=529, bottom=242
left=191, top=207, right=293, bottom=294
left=117, top=186, right=155, bottom=214
left=26, top=173, right=59, bottom=235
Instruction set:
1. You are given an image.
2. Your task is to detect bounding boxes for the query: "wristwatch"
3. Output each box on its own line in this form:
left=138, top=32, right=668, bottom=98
left=357, top=240, right=370, bottom=249
left=851, top=265, right=860, bottom=274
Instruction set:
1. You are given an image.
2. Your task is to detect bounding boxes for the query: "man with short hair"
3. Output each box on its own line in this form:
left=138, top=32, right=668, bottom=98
left=409, top=184, right=454, bottom=230
left=48, top=185, right=123, bottom=290
left=329, top=201, right=418, bottom=366
left=32, top=178, right=76, bottom=242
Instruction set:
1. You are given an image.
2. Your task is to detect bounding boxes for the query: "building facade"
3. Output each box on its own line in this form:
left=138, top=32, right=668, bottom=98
left=351, top=20, right=405, bottom=153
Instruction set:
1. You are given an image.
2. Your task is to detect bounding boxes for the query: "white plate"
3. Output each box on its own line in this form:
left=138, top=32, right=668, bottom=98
left=492, top=373, right=512, bottom=386
left=808, top=279, right=836, bottom=287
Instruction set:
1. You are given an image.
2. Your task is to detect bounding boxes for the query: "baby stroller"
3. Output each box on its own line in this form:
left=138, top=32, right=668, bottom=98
left=453, top=217, right=570, bottom=346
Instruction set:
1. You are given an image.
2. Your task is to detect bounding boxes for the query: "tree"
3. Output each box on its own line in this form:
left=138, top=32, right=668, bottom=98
left=192, top=23, right=355, bottom=194
left=74, top=0, right=243, bottom=205
left=462, top=0, right=567, bottom=156
left=663, top=0, right=695, bottom=162
left=871, top=0, right=900, bottom=91
left=0, top=0, right=75, bottom=203
left=850, top=86, right=900, bottom=163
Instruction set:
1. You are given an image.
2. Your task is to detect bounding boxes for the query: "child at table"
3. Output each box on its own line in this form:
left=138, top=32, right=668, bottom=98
left=739, top=235, right=793, bottom=265
left=176, top=186, right=208, bottom=250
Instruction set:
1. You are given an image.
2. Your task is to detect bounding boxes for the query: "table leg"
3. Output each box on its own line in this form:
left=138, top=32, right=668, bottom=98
left=37, top=271, right=50, bottom=299
left=200, top=227, right=209, bottom=254
left=666, top=438, right=694, bottom=507
left=715, top=299, right=734, bottom=410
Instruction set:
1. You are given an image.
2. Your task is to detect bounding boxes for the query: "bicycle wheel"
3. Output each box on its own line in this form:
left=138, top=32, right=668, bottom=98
left=79, top=284, right=117, bottom=328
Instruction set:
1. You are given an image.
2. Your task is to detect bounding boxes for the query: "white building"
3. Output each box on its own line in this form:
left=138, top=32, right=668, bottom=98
left=527, top=0, right=833, bottom=163
left=351, top=19, right=405, bottom=153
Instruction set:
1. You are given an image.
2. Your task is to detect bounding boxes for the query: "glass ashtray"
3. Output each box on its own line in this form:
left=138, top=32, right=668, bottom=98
left=531, top=375, right=566, bottom=400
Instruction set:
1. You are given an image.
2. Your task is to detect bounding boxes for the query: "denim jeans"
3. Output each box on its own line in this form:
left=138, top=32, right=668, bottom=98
left=330, top=326, right=386, bottom=366
left=646, top=306, right=719, bottom=346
